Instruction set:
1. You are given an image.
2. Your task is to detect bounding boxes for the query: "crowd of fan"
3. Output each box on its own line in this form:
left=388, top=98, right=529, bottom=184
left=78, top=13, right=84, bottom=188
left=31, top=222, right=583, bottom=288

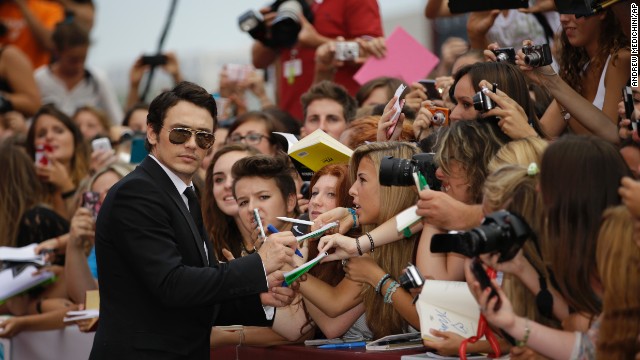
left=0, top=0, right=639, bottom=359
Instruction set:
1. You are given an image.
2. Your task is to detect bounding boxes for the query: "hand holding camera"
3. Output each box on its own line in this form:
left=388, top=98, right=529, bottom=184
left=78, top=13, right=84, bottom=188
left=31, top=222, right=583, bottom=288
left=476, top=80, right=538, bottom=139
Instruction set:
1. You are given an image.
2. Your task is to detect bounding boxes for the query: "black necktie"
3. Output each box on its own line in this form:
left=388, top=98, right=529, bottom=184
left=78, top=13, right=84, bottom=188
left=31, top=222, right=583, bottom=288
left=184, top=186, right=209, bottom=264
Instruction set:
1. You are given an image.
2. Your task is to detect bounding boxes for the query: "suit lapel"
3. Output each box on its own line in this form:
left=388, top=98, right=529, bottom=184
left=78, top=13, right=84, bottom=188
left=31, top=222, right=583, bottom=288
left=139, top=157, right=209, bottom=266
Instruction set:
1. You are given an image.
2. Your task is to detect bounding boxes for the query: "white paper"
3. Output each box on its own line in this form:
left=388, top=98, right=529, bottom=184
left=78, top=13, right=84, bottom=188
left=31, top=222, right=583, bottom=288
left=0, top=265, right=54, bottom=302
left=63, top=309, right=99, bottom=323
left=0, top=244, right=46, bottom=265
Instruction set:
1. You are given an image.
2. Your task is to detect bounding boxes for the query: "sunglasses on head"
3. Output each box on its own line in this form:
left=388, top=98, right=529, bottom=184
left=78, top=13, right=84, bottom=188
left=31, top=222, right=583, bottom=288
left=166, top=127, right=215, bottom=149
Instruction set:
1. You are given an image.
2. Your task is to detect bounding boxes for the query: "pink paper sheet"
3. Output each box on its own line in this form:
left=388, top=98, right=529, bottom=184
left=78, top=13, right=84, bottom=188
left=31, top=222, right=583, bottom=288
left=354, top=27, right=440, bottom=85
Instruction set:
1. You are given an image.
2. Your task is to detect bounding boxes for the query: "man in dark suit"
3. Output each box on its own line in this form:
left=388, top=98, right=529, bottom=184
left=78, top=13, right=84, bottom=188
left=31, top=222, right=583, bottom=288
left=90, top=82, right=298, bottom=359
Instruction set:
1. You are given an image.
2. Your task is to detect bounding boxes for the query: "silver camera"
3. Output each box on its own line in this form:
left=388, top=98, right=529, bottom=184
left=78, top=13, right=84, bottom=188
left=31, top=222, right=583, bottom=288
left=398, top=263, right=424, bottom=290
left=334, top=41, right=359, bottom=61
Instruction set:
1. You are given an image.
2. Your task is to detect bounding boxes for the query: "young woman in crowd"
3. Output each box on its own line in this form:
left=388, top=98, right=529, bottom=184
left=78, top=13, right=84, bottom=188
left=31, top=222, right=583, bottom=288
left=474, top=205, right=639, bottom=360
left=302, top=141, right=421, bottom=340
left=26, top=104, right=91, bottom=220
left=202, top=144, right=261, bottom=260
left=516, top=9, right=629, bottom=144
left=300, top=164, right=367, bottom=339
left=446, top=62, right=545, bottom=140
left=211, top=154, right=314, bottom=345
left=225, top=111, right=285, bottom=156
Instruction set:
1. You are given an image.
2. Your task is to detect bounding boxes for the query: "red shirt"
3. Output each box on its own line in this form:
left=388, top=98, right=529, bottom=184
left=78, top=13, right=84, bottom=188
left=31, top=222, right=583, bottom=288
left=277, top=0, right=383, bottom=120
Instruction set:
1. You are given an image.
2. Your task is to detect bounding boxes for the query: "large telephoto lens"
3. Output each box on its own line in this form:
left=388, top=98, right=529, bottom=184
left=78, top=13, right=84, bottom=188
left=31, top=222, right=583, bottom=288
left=379, top=156, right=415, bottom=186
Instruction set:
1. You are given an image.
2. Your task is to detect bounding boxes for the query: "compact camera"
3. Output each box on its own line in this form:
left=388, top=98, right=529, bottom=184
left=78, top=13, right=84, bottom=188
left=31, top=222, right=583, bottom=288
left=334, top=41, right=359, bottom=61
left=522, top=43, right=553, bottom=68
left=430, top=210, right=532, bottom=262
left=379, top=153, right=442, bottom=191
left=623, top=86, right=638, bottom=131
left=473, top=83, right=498, bottom=112
left=429, top=106, right=449, bottom=126
left=398, top=263, right=424, bottom=290
left=492, top=47, right=516, bottom=64
left=238, top=0, right=314, bottom=49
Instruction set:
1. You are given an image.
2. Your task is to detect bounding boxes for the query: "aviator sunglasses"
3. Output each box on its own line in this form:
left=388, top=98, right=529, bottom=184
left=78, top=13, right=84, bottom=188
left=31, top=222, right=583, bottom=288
left=166, top=127, right=215, bottom=149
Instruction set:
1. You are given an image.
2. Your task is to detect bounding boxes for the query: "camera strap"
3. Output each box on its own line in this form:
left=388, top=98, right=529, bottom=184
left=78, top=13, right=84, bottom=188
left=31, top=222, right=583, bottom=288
left=458, top=267, right=502, bottom=359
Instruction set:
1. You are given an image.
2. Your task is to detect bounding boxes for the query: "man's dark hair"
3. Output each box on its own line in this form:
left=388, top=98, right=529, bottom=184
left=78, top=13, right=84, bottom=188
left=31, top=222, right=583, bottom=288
left=145, top=81, right=217, bottom=151
left=300, top=80, right=357, bottom=123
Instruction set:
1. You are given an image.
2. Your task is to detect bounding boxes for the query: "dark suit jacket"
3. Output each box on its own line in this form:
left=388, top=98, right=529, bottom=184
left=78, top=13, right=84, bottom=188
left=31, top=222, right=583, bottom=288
left=90, top=157, right=268, bottom=360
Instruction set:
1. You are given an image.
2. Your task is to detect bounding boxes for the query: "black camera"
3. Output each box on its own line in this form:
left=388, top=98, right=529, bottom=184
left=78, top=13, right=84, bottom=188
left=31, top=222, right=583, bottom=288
left=238, top=0, right=314, bottom=49
left=522, top=43, right=553, bottom=68
left=430, top=210, right=532, bottom=262
left=553, top=0, right=608, bottom=16
left=492, top=47, right=516, bottom=64
left=473, top=83, right=497, bottom=113
left=398, top=263, right=424, bottom=290
left=0, top=93, right=13, bottom=114
left=379, top=153, right=442, bottom=191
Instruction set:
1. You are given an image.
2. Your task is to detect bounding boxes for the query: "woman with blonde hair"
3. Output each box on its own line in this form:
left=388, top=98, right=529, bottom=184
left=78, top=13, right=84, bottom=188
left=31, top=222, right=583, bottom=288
left=302, top=141, right=421, bottom=339
left=487, top=136, right=548, bottom=174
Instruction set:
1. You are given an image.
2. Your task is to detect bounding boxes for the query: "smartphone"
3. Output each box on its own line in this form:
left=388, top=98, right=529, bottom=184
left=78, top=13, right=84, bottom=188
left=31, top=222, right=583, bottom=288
left=129, top=137, right=148, bottom=164
left=418, top=79, right=442, bottom=100
left=91, top=137, right=112, bottom=153
left=470, top=259, right=501, bottom=311
left=141, top=54, right=168, bottom=66
left=82, top=191, right=101, bottom=219
left=35, top=144, right=51, bottom=166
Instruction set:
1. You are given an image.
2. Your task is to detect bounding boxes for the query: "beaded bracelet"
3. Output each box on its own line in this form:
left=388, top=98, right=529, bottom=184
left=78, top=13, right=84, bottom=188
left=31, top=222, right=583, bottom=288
left=355, top=236, right=363, bottom=256
left=347, top=207, right=358, bottom=229
left=383, top=281, right=400, bottom=304
left=365, top=232, right=375, bottom=252
left=516, top=318, right=531, bottom=347
left=375, top=274, right=392, bottom=295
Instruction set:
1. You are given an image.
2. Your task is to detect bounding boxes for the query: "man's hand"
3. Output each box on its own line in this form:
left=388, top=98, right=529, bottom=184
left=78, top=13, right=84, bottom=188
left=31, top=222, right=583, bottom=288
left=258, top=232, right=297, bottom=273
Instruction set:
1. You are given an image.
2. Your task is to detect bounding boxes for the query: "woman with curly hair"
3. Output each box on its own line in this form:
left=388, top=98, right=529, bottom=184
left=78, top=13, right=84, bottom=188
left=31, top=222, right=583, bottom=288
left=517, top=8, right=629, bottom=143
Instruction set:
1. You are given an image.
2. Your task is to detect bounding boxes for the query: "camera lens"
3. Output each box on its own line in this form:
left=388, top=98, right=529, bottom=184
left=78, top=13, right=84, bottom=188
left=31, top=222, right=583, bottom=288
left=271, top=0, right=302, bottom=48
left=379, top=157, right=415, bottom=186
left=496, top=53, right=509, bottom=63
left=524, top=52, right=542, bottom=67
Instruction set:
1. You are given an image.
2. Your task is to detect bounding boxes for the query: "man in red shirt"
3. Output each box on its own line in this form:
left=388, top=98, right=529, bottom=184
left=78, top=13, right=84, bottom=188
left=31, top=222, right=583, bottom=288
left=251, top=0, right=383, bottom=121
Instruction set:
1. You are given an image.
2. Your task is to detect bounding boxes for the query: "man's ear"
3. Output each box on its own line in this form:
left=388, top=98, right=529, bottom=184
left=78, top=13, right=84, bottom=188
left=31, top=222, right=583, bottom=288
left=147, top=124, right=158, bottom=147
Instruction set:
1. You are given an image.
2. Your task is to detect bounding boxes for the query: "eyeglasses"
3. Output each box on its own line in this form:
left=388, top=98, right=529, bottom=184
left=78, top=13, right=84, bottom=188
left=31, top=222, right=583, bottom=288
left=228, top=133, right=266, bottom=145
left=166, top=127, right=215, bottom=149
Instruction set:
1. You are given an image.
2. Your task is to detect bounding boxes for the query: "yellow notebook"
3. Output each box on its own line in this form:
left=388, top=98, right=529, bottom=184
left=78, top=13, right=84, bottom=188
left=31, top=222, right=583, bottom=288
left=275, top=129, right=353, bottom=172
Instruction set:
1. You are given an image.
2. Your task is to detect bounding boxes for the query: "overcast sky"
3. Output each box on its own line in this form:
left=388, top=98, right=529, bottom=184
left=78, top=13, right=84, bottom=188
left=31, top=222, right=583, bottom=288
left=88, top=0, right=423, bottom=69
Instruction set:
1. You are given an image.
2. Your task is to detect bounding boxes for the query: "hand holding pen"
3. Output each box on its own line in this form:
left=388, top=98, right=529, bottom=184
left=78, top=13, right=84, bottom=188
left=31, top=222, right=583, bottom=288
left=268, top=224, right=304, bottom=258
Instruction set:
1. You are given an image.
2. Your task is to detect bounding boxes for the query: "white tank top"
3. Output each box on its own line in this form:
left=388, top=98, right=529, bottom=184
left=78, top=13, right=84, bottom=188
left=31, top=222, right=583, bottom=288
left=592, top=54, right=611, bottom=110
